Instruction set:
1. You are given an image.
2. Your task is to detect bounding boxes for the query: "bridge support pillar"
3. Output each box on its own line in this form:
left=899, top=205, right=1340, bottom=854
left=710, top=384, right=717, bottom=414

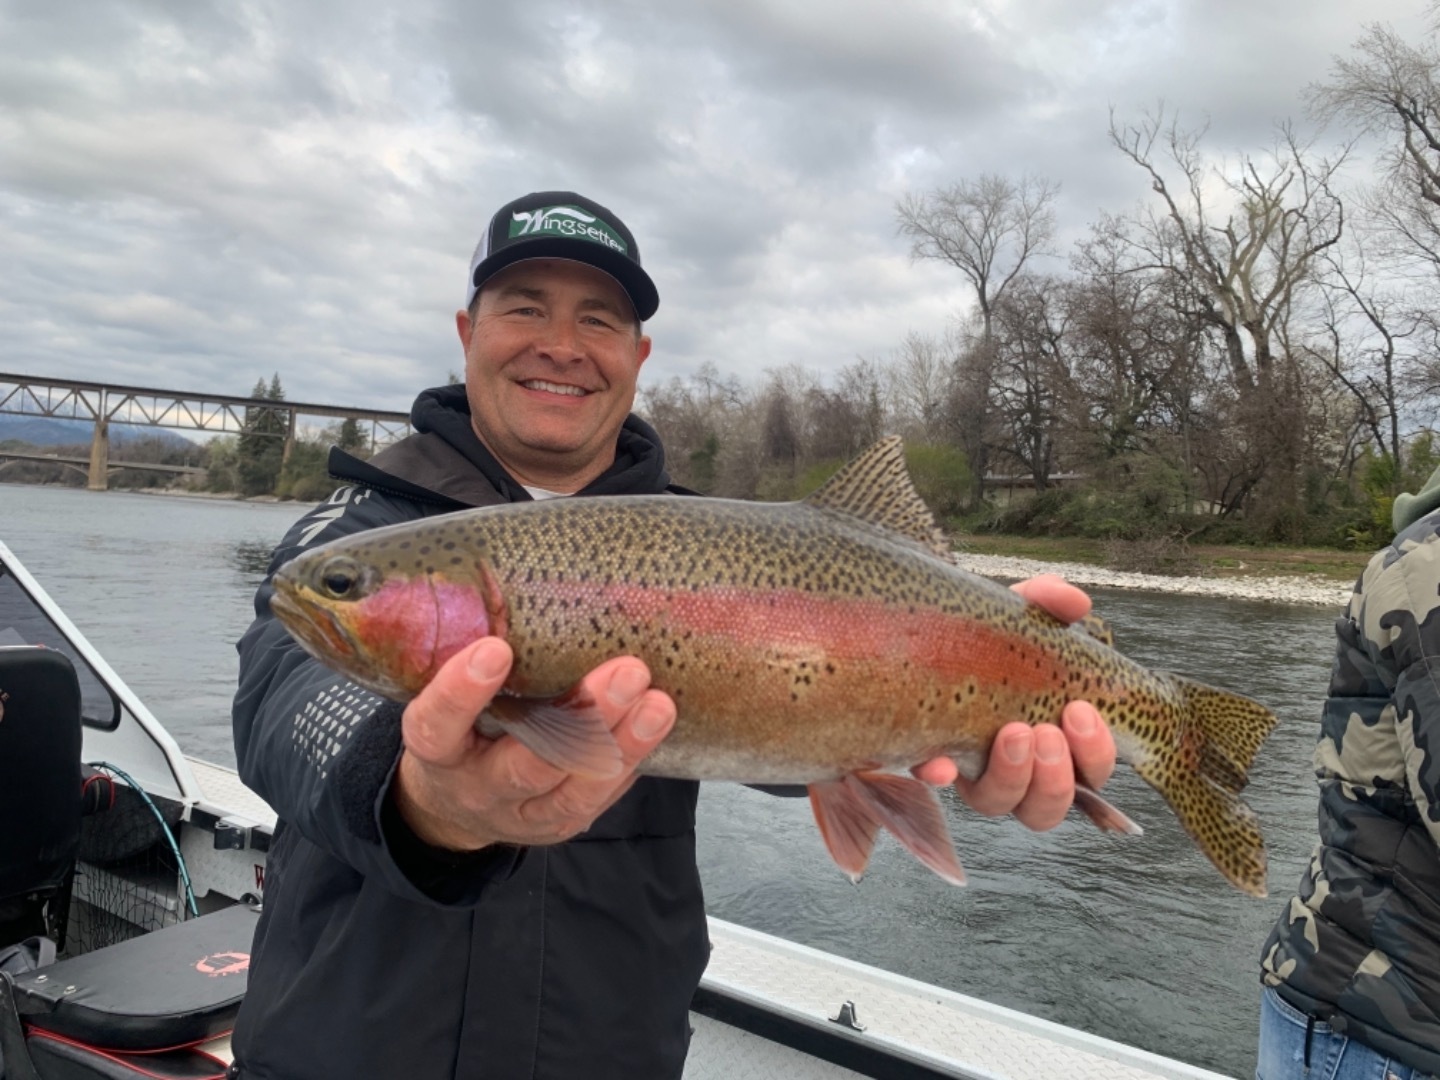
left=87, top=419, right=109, bottom=491
left=281, top=410, right=297, bottom=466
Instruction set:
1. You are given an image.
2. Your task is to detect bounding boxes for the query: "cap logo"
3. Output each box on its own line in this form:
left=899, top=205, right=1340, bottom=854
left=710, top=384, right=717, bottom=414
left=509, top=205, right=628, bottom=255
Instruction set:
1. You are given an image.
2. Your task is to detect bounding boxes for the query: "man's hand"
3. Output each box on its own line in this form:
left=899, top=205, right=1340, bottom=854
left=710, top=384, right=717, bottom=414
left=391, top=637, right=675, bottom=851
left=910, top=574, right=1116, bottom=831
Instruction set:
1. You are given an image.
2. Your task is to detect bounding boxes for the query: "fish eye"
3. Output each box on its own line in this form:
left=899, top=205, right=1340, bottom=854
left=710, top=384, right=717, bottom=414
left=317, top=557, right=362, bottom=599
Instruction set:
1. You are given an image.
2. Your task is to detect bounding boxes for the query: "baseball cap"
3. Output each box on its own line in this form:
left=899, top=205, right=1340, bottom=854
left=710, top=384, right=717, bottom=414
left=465, top=191, right=659, bottom=321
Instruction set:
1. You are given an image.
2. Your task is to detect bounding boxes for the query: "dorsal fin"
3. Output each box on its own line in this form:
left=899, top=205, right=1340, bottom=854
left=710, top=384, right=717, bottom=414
left=803, top=437, right=954, bottom=561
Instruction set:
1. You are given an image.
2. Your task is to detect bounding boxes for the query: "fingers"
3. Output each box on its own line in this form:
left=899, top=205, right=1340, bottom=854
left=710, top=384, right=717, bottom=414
left=512, top=671, right=676, bottom=837
left=402, top=638, right=513, bottom=768
left=911, top=757, right=959, bottom=785
left=396, top=649, right=678, bottom=850
left=954, top=706, right=1117, bottom=832
left=475, top=657, right=657, bottom=798
left=1061, top=700, right=1115, bottom=791
left=954, top=721, right=1045, bottom=818
left=953, top=722, right=1075, bottom=830
left=1011, top=574, right=1091, bottom=624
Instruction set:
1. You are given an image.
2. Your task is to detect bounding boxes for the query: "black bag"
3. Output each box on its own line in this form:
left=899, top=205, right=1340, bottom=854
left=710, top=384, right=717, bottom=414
left=0, top=936, right=54, bottom=1075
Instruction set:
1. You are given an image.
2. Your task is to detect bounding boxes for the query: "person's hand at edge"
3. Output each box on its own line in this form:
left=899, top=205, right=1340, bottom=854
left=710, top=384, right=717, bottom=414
left=908, top=573, right=1116, bottom=831
left=391, top=637, right=676, bottom=851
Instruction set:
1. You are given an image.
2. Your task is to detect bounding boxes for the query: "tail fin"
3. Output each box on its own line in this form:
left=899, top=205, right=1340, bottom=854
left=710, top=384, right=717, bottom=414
left=1133, top=674, right=1279, bottom=897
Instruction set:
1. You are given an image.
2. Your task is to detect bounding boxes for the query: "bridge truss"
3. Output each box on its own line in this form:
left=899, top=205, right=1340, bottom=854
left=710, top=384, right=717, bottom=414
left=0, top=373, right=413, bottom=490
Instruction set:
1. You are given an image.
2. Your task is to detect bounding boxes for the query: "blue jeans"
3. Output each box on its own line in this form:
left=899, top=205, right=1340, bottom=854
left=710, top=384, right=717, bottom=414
left=1257, top=987, right=1428, bottom=1080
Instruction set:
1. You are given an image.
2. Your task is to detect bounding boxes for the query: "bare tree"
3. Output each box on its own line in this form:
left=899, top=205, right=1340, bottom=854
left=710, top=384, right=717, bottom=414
left=1310, top=23, right=1440, bottom=274
left=637, top=361, right=747, bottom=492
left=889, top=332, right=953, bottom=444
left=897, top=174, right=1060, bottom=509
left=809, top=358, right=891, bottom=461
left=987, top=275, right=1070, bottom=491
left=1109, top=108, right=1347, bottom=530
left=1304, top=243, right=1421, bottom=487
left=896, top=174, right=1060, bottom=342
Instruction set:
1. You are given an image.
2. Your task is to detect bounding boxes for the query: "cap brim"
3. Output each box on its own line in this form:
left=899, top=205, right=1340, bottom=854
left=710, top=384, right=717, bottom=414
left=469, top=238, right=659, bottom=321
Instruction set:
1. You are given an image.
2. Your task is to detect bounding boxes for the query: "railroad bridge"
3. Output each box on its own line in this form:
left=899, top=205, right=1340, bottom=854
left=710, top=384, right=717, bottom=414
left=0, top=373, right=412, bottom=491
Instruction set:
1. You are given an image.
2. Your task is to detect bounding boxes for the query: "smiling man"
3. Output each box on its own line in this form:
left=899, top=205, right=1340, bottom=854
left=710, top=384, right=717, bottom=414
left=229, top=190, right=1116, bottom=1080
left=459, top=258, right=651, bottom=491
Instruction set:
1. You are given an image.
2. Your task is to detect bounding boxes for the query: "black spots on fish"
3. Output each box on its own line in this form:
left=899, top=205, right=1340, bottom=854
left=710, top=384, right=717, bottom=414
left=450, top=556, right=464, bottom=566
left=388, top=560, right=399, bottom=570
left=399, top=541, right=411, bottom=551
left=442, top=541, right=456, bottom=552
left=825, top=662, right=836, bottom=675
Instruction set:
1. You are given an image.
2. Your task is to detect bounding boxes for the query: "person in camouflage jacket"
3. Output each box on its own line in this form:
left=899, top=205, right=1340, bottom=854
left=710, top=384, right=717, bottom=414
left=1257, top=465, right=1440, bottom=1079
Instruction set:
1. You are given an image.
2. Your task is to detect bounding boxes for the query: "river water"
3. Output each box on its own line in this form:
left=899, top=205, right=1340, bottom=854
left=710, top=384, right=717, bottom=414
left=0, top=481, right=1340, bottom=1078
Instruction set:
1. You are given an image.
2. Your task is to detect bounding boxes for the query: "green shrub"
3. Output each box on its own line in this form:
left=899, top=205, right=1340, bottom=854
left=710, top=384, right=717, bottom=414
left=903, top=444, right=970, bottom=520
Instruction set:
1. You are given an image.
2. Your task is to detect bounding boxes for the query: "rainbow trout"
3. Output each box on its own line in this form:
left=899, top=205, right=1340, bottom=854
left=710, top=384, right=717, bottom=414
left=270, top=438, right=1278, bottom=896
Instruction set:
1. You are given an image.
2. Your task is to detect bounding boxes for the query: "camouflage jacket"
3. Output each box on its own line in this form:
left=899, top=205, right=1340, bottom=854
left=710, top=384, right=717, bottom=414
left=1260, top=512, right=1440, bottom=1075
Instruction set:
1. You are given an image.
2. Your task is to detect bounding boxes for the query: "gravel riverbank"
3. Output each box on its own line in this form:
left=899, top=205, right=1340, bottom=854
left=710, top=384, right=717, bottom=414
left=954, top=552, right=1354, bottom=609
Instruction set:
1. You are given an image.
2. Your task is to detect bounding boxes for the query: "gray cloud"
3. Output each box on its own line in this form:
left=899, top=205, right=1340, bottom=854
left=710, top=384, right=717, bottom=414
left=0, top=0, right=1429, bottom=413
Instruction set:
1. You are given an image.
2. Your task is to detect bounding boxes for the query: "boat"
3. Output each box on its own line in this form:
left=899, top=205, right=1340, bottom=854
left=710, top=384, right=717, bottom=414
left=0, top=539, right=1235, bottom=1079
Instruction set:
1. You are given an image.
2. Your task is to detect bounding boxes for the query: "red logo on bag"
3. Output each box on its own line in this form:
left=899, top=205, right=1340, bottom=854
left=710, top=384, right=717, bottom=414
left=196, top=952, right=250, bottom=977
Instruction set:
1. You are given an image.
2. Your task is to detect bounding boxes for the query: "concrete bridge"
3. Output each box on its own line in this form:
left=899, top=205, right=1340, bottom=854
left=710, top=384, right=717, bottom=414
left=0, top=450, right=206, bottom=483
left=0, top=373, right=412, bottom=491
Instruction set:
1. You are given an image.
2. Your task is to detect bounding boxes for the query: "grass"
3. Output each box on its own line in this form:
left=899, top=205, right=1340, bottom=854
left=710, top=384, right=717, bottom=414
left=953, top=533, right=1370, bottom=583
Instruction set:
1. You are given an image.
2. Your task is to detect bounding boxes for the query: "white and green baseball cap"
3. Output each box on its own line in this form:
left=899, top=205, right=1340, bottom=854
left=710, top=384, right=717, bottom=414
left=465, top=191, right=659, bottom=320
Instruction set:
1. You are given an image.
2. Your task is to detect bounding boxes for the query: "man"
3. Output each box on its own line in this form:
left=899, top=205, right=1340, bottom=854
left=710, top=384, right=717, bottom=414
left=229, top=190, right=1116, bottom=1079
left=1256, top=466, right=1440, bottom=1079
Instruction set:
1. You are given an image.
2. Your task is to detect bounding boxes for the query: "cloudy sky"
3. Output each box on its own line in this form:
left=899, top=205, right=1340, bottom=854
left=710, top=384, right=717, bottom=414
left=0, top=0, right=1430, bottom=418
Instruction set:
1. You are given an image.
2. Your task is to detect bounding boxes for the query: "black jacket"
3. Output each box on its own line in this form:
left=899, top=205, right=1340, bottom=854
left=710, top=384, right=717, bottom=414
left=230, top=386, right=710, bottom=1079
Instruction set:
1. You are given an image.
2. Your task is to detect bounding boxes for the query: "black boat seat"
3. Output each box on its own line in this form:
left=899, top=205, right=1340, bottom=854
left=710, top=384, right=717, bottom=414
left=0, top=648, right=83, bottom=950
left=0, top=903, right=258, bottom=1080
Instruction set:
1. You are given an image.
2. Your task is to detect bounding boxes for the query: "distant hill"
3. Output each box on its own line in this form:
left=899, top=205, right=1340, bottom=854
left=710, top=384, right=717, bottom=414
left=0, top=416, right=198, bottom=449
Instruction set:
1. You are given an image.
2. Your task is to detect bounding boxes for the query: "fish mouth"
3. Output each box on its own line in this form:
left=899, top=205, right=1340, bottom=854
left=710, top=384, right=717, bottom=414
left=270, top=583, right=358, bottom=663
left=269, top=580, right=417, bottom=702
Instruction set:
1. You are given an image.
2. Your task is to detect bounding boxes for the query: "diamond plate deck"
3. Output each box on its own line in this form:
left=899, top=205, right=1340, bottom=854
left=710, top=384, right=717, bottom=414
left=188, top=757, right=276, bottom=829
left=700, top=921, right=1234, bottom=1079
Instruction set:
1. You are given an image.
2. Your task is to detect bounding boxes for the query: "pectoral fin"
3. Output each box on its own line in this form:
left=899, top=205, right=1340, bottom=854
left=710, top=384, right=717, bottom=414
left=482, top=694, right=624, bottom=779
left=809, top=772, right=966, bottom=886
